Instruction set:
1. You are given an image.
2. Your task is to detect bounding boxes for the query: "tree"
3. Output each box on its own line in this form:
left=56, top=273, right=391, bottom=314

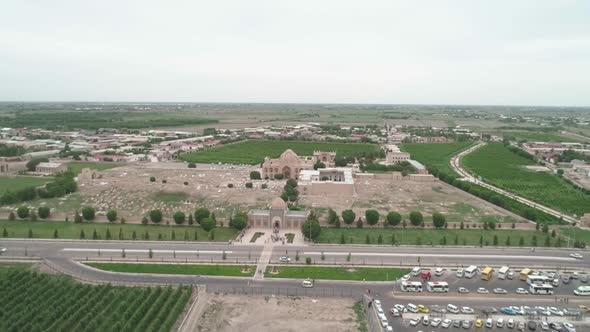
left=305, top=257, right=312, bottom=265
left=542, top=223, right=549, bottom=234
left=188, top=163, right=196, bottom=168
left=488, top=220, right=496, bottom=230
left=231, top=212, right=248, bottom=230
left=132, top=231, right=137, bottom=240
left=2, top=228, right=7, bottom=237
left=544, top=235, right=551, bottom=247
left=460, top=221, right=464, bottom=229
left=149, top=209, right=163, bottom=224
left=386, top=211, right=401, bottom=227
left=432, top=212, right=445, bottom=228
left=188, top=214, right=194, bottom=225
left=141, top=216, right=148, bottom=225
left=105, top=228, right=112, bottom=240
left=27, top=228, right=33, bottom=238
left=377, top=234, right=383, bottom=244
left=313, top=160, right=326, bottom=170
left=557, top=169, right=564, bottom=177
left=301, top=219, right=321, bottom=241
left=365, top=209, right=379, bottom=226
left=249, top=171, right=261, bottom=180
left=327, top=209, right=339, bottom=225
left=8, top=212, right=15, bottom=221
left=38, top=207, right=50, bottom=219
left=81, top=206, right=96, bottom=221
left=342, top=209, right=356, bottom=225
left=479, top=235, right=484, bottom=247
left=173, top=211, right=186, bottom=225
left=365, top=234, right=371, bottom=244
left=531, top=235, right=537, bottom=247
left=26, top=157, right=49, bottom=171
left=194, top=208, right=210, bottom=224
left=17, top=206, right=29, bottom=219
left=74, top=212, right=83, bottom=223
left=493, top=235, right=498, bottom=246
left=340, top=233, right=345, bottom=244
left=356, top=218, right=363, bottom=228
left=245, top=182, right=253, bottom=188
left=551, top=229, right=556, bottom=238
left=79, top=230, right=85, bottom=239
left=201, top=218, right=216, bottom=232
left=519, top=236, right=524, bottom=246
left=106, top=210, right=117, bottom=222
left=409, top=211, right=423, bottom=226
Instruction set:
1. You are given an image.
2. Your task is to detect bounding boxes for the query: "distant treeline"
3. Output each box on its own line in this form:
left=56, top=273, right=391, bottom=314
left=0, top=171, right=77, bottom=205
left=0, top=145, right=25, bottom=157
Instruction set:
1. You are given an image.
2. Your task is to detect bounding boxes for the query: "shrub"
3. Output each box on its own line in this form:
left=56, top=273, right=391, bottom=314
left=409, top=211, right=423, bottom=226
left=184, top=181, right=189, bottom=186
left=173, top=211, right=186, bottom=225
left=201, top=218, right=216, bottom=232
left=81, top=206, right=96, bottom=221
left=386, top=211, right=401, bottom=226
left=274, top=174, right=284, bottom=180
left=149, top=209, right=163, bottom=224
left=194, top=208, right=210, bottom=224
left=261, top=183, right=268, bottom=189
left=38, top=206, right=50, bottom=219
left=305, top=257, right=312, bottom=265
left=245, top=182, right=253, bottom=188
left=8, top=211, right=15, bottom=221
left=188, top=163, right=197, bottom=168
left=149, top=176, right=156, bottom=182
left=249, top=171, right=261, bottom=180
left=106, top=210, right=117, bottom=222
left=301, top=219, right=321, bottom=240
left=432, top=212, right=445, bottom=228
left=227, top=183, right=234, bottom=188
left=17, top=206, right=30, bottom=219
left=162, top=179, right=167, bottom=184
left=141, top=216, right=148, bottom=225
left=342, top=209, right=356, bottom=225
left=365, top=209, right=379, bottom=226
left=74, top=212, right=83, bottom=223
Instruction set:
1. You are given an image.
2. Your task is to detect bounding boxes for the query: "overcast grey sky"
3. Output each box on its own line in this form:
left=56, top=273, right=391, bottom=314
left=1, top=0, right=589, bottom=106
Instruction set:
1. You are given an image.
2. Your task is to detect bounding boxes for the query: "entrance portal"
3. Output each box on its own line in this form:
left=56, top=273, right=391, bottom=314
left=274, top=221, right=280, bottom=228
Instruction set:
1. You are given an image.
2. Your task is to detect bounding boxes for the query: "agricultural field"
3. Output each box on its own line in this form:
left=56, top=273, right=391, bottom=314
left=0, top=220, right=238, bottom=242
left=87, top=263, right=255, bottom=277
left=462, top=143, right=590, bottom=216
left=317, top=228, right=563, bottom=247
left=499, top=131, right=585, bottom=143
left=402, top=141, right=473, bottom=176
left=0, top=267, right=191, bottom=332
left=68, top=162, right=124, bottom=175
left=179, top=140, right=380, bottom=165
left=0, top=176, right=52, bottom=194
left=265, top=266, right=409, bottom=281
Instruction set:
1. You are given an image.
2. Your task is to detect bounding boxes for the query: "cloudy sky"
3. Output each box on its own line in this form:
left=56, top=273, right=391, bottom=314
left=1, top=0, right=589, bottom=106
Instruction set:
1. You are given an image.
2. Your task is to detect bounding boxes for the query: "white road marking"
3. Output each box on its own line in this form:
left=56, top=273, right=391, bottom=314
left=62, top=248, right=232, bottom=254
left=302, top=252, right=574, bottom=261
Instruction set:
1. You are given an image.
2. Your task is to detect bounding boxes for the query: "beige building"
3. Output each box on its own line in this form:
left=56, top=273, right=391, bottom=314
left=248, top=197, right=309, bottom=229
left=36, top=162, right=67, bottom=175
left=313, top=151, right=336, bottom=167
left=298, top=168, right=355, bottom=196
left=383, top=145, right=410, bottom=164
left=261, top=149, right=316, bottom=180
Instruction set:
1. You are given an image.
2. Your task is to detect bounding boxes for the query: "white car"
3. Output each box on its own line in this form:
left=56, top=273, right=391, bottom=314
left=279, top=256, right=291, bottom=262
left=431, top=318, right=442, bottom=327
left=409, top=318, right=421, bottom=326
left=548, top=307, right=564, bottom=316
left=0, top=247, right=7, bottom=253
left=516, top=287, right=528, bottom=294
left=461, top=306, right=474, bottom=314
left=457, top=287, right=469, bottom=293
left=441, top=319, right=452, bottom=328
left=374, top=300, right=381, bottom=307
left=563, top=322, right=576, bottom=332
left=535, top=306, right=551, bottom=316
left=477, top=287, right=489, bottom=294
left=493, top=288, right=507, bottom=294
left=393, top=304, right=405, bottom=312
left=507, top=271, right=515, bottom=279
left=540, top=321, right=549, bottom=330
left=434, top=267, right=445, bottom=276
left=400, top=274, right=411, bottom=282
left=570, top=253, right=583, bottom=259
left=390, top=308, right=400, bottom=316
left=376, top=306, right=384, bottom=315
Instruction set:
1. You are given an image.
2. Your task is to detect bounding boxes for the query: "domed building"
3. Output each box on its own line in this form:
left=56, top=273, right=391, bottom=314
left=247, top=197, right=309, bottom=229
left=261, top=149, right=335, bottom=180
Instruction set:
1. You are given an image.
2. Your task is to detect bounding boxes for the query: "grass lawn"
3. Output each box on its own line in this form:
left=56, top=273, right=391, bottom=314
left=402, top=141, right=473, bottom=176
left=462, top=143, right=590, bottom=216
left=179, top=140, right=380, bottom=165
left=152, top=191, right=188, bottom=203
left=265, top=266, right=410, bottom=281
left=317, top=227, right=564, bottom=247
left=68, top=162, right=124, bottom=175
left=560, top=227, right=590, bottom=244
left=0, top=220, right=238, bottom=242
left=86, top=262, right=255, bottom=277
left=0, top=176, right=53, bottom=194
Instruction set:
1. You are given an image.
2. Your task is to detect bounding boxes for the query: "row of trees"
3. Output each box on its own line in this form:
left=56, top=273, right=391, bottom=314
left=326, top=208, right=448, bottom=228
left=0, top=171, right=77, bottom=205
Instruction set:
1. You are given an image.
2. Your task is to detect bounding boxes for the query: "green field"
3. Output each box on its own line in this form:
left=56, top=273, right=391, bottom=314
left=462, top=143, right=590, bottom=216
left=0, top=176, right=53, bottom=194
left=501, top=131, right=584, bottom=143
left=0, top=267, right=191, bottom=332
left=179, top=140, right=380, bottom=165
left=0, top=220, right=238, bottom=242
left=402, top=141, right=473, bottom=176
left=317, top=227, right=562, bottom=247
left=87, top=263, right=255, bottom=277
left=560, top=227, right=590, bottom=245
left=68, top=162, right=124, bottom=175
left=265, top=266, right=410, bottom=281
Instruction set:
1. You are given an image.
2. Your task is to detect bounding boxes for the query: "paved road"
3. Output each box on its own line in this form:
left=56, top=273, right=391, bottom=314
left=450, top=142, right=578, bottom=224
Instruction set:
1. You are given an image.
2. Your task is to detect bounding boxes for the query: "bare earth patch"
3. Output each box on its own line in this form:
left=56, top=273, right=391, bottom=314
left=195, top=294, right=357, bottom=332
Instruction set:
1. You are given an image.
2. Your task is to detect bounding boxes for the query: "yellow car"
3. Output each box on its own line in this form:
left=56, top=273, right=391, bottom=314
left=417, top=304, right=429, bottom=313
left=474, top=319, right=483, bottom=328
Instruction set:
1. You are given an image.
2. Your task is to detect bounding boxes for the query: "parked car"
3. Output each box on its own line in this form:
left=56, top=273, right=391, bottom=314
left=422, top=315, right=430, bottom=326
left=493, top=288, right=507, bottom=294
left=390, top=308, right=400, bottom=317
left=517, top=321, right=526, bottom=331
left=578, top=305, right=590, bottom=312
left=540, top=321, right=549, bottom=330
left=400, top=274, right=410, bottom=282
left=406, top=303, right=418, bottom=313
left=441, top=319, right=452, bottom=328
left=431, top=318, right=442, bottom=327
left=528, top=320, right=537, bottom=331
left=417, top=304, right=429, bottom=313
left=453, top=320, right=462, bottom=328
left=496, top=318, right=504, bottom=328
left=563, top=322, right=576, bottom=332
left=435, top=267, right=445, bottom=276
left=507, top=318, right=515, bottom=329
left=581, top=275, right=588, bottom=283
left=508, top=271, right=515, bottom=279
left=500, top=306, right=518, bottom=315
left=461, top=306, right=474, bottom=314
left=475, top=319, right=484, bottom=328
left=477, top=287, right=489, bottom=294
left=534, top=306, right=551, bottom=316
left=279, top=256, right=291, bottom=263
left=549, top=322, right=563, bottom=331
left=458, top=287, right=470, bottom=293
left=549, top=307, right=564, bottom=316
left=393, top=304, right=405, bottom=312
left=516, top=287, right=529, bottom=294
left=409, top=318, right=421, bottom=326
left=447, top=304, right=460, bottom=314
left=485, top=318, right=493, bottom=328
left=462, top=320, right=472, bottom=329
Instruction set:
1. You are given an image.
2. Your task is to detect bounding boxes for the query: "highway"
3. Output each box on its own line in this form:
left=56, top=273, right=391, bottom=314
left=449, top=142, right=578, bottom=224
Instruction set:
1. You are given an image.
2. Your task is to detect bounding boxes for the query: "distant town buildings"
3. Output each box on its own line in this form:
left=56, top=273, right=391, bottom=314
left=35, top=162, right=67, bottom=175
left=298, top=168, right=355, bottom=196
left=383, top=145, right=410, bottom=165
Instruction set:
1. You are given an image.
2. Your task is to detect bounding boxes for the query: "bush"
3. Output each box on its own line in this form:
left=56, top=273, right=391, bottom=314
left=386, top=211, right=401, bottom=226
left=106, top=210, right=117, bottom=222
left=261, top=183, right=268, bottom=189
left=301, top=219, right=321, bottom=240
left=17, top=206, right=30, bottom=219
left=231, top=212, right=248, bottom=230
left=81, top=206, right=96, bottom=221
left=227, top=183, right=234, bottom=188
left=201, top=217, right=216, bottom=232
left=194, top=207, right=210, bottom=224
left=74, top=212, right=83, bottom=223
left=8, top=211, right=15, bottom=221
left=184, top=181, right=188, bottom=186
left=245, top=182, right=253, bottom=188
left=409, top=211, right=423, bottom=226
left=173, top=211, right=186, bottom=225
left=274, top=174, right=284, bottom=180
left=249, top=171, right=261, bottom=180
left=327, top=209, right=339, bottom=225
left=432, top=212, right=445, bottom=228
left=187, top=163, right=196, bottom=168
left=149, top=176, right=156, bottom=182
left=141, top=216, right=148, bottom=225
left=342, top=209, right=356, bottom=225
left=162, top=179, right=167, bottom=184
left=149, top=209, right=163, bottom=224
left=365, top=209, right=379, bottom=226
left=38, top=206, right=50, bottom=219
left=305, top=257, right=312, bottom=265
left=30, top=212, right=37, bottom=222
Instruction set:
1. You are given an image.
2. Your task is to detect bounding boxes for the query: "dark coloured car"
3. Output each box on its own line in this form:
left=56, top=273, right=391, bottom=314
left=528, top=320, right=537, bottom=331
left=453, top=320, right=462, bottom=328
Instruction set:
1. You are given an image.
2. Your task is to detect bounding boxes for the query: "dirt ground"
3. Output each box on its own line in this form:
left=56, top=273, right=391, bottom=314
left=194, top=294, right=358, bottom=332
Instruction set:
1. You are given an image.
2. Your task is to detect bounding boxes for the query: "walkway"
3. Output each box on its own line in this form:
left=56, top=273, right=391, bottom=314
left=254, top=243, right=273, bottom=280
left=450, top=142, right=577, bottom=224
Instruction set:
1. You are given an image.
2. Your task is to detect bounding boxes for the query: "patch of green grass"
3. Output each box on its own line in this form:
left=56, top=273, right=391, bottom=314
left=462, top=143, right=590, bottom=216
left=503, top=131, right=583, bottom=143
left=68, top=162, right=124, bottom=175
left=317, top=227, right=561, bottom=247
left=0, top=176, right=53, bottom=194
left=353, top=301, right=369, bottom=332
left=402, top=141, right=473, bottom=176
left=0, top=220, right=237, bottom=242
left=250, top=232, right=264, bottom=243
left=560, top=227, right=590, bottom=244
left=152, top=191, right=188, bottom=203
left=450, top=202, right=480, bottom=215
left=285, top=233, right=295, bottom=244
left=86, top=263, right=255, bottom=277
left=265, top=266, right=410, bottom=281
left=179, top=140, right=380, bottom=165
